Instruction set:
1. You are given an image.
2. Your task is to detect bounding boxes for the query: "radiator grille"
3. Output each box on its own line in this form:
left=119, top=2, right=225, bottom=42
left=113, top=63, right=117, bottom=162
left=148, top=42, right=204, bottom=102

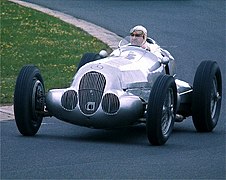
left=79, top=71, right=106, bottom=115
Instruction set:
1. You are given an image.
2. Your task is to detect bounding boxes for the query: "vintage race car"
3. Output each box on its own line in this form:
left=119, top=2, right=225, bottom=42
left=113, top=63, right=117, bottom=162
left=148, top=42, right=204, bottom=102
left=14, top=37, right=222, bottom=145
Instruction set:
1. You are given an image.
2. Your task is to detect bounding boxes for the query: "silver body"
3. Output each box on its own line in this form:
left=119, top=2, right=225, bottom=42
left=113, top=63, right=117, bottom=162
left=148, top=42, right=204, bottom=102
left=46, top=45, right=192, bottom=129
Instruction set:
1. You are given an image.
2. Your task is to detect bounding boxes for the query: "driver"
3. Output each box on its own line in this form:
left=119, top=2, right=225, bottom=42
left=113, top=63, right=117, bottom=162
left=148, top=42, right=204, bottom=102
left=130, top=25, right=173, bottom=60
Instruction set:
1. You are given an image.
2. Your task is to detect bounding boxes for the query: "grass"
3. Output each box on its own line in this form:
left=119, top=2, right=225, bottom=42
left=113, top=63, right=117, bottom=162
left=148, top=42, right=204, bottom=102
left=0, top=0, right=110, bottom=104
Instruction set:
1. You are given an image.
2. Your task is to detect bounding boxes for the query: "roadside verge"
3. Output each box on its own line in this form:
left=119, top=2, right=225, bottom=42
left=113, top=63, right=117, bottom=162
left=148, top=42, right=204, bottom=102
left=1, top=0, right=122, bottom=121
left=9, top=0, right=122, bottom=50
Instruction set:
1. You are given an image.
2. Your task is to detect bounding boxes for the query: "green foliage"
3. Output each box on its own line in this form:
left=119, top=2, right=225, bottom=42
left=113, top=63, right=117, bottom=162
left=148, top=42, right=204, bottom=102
left=0, top=0, right=109, bottom=104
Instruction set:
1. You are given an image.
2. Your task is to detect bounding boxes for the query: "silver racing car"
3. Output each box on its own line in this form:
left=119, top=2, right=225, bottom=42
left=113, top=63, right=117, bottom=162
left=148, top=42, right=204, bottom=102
left=14, top=37, right=222, bottom=145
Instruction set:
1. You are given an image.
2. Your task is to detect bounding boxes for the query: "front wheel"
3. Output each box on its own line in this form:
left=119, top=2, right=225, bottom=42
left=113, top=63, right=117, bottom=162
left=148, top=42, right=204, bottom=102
left=192, top=61, right=222, bottom=132
left=146, top=75, right=177, bottom=145
left=14, top=65, right=45, bottom=136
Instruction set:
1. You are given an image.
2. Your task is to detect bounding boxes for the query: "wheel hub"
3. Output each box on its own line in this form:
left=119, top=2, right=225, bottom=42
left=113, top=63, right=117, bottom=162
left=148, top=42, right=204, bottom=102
left=32, top=80, right=45, bottom=121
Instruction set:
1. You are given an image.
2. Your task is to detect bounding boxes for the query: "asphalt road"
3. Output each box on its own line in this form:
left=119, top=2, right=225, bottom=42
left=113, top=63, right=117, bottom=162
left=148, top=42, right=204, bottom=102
left=1, top=0, right=225, bottom=179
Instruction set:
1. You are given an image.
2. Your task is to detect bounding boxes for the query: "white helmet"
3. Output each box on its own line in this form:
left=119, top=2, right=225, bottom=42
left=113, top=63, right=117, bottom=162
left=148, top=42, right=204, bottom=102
left=129, top=25, right=148, bottom=45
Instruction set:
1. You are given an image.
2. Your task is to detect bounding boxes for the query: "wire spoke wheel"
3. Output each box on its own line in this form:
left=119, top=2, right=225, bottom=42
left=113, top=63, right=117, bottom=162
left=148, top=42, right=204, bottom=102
left=192, top=61, right=222, bottom=132
left=146, top=75, right=177, bottom=145
left=14, top=65, right=45, bottom=136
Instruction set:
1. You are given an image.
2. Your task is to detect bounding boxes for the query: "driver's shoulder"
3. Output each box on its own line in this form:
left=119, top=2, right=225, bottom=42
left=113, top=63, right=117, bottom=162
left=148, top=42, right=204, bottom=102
left=146, top=37, right=156, bottom=44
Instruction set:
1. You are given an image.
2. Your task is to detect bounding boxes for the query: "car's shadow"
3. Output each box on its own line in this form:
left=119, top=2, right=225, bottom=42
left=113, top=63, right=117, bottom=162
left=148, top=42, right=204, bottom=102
left=38, top=122, right=148, bottom=145
left=34, top=117, right=199, bottom=146
left=20, top=117, right=222, bottom=148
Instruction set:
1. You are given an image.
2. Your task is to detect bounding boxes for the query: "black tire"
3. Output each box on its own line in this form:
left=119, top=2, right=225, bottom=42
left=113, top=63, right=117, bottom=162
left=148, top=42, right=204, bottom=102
left=192, top=61, right=222, bottom=132
left=14, top=65, right=45, bottom=136
left=77, top=53, right=101, bottom=71
left=146, top=75, right=177, bottom=145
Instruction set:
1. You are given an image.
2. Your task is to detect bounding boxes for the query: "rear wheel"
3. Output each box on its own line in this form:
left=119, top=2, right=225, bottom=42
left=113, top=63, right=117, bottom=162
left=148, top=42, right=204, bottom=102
left=77, top=53, right=101, bottom=70
left=192, top=61, right=222, bottom=132
left=14, top=65, right=45, bottom=136
left=146, top=75, right=177, bottom=145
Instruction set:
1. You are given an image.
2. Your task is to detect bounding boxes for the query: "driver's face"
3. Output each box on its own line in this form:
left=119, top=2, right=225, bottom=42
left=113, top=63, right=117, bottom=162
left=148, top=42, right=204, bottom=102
left=130, top=31, right=144, bottom=46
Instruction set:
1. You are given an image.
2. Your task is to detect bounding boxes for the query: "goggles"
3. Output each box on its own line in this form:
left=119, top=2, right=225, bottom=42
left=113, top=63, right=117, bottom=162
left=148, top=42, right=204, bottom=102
left=130, top=30, right=144, bottom=37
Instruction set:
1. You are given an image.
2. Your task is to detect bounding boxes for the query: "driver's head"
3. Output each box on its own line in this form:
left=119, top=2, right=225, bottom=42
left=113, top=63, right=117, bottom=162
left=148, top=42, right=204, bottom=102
left=129, top=25, right=147, bottom=46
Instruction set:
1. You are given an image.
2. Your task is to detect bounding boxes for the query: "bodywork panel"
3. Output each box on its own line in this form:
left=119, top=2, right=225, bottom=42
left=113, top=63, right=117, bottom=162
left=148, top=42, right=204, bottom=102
left=46, top=46, right=192, bottom=128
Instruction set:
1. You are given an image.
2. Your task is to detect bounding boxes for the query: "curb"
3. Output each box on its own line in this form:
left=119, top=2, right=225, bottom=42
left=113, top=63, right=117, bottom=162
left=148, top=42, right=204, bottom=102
left=0, top=106, right=14, bottom=121
left=1, top=0, right=123, bottom=121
